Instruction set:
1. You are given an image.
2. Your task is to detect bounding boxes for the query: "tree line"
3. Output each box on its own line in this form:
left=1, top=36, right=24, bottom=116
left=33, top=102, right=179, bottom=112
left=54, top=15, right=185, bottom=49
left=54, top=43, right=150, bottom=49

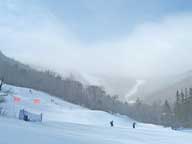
left=132, top=88, right=192, bottom=128
left=173, top=88, right=192, bottom=127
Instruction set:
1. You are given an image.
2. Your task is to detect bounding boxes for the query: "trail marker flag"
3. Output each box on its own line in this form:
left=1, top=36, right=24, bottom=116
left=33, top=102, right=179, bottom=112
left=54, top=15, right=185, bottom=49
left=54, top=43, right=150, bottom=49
left=13, top=96, right=21, bottom=103
left=33, top=99, right=40, bottom=104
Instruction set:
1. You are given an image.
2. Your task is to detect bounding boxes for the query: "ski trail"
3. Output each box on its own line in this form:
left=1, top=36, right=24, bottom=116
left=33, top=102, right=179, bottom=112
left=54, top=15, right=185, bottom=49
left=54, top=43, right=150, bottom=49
left=125, top=80, right=145, bottom=101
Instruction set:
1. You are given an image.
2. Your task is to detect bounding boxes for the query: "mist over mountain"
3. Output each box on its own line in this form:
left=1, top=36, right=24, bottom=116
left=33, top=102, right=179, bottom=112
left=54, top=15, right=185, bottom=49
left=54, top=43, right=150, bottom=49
left=2, top=48, right=192, bottom=107
left=125, top=71, right=192, bottom=104
left=77, top=73, right=136, bottom=100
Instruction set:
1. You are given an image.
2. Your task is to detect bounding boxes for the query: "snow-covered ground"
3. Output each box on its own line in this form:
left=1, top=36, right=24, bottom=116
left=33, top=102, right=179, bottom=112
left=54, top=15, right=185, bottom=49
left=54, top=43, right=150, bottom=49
left=0, top=84, right=192, bottom=144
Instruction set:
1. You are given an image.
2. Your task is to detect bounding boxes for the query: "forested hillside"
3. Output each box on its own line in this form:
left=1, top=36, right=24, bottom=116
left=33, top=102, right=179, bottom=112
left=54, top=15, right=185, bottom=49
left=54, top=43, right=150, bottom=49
left=0, top=51, right=132, bottom=115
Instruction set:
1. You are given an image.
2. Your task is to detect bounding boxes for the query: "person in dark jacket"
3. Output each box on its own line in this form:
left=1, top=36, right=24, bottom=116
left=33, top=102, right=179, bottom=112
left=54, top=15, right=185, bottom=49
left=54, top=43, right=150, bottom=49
left=110, top=120, right=114, bottom=127
left=133, top=122, right=136, bottom=128
left=24, top=115, right=29, bottom=121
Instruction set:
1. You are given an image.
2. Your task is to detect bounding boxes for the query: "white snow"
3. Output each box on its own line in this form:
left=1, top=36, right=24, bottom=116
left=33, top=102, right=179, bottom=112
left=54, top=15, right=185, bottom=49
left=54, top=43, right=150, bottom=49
left=0, top=84, right=192, bottom=144
left=125, top=80, right=145, bottom=101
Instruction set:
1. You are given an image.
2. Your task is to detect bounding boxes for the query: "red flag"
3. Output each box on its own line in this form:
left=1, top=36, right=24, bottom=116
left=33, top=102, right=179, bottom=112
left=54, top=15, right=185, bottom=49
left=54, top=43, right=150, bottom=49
left=33, top=99, right=40, bottom=104
left=13, top=96, right=21, bottom=103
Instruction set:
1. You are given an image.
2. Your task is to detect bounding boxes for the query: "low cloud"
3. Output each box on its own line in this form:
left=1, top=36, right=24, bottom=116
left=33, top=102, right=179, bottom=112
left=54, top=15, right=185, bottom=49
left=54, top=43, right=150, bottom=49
left=1, top=1, right=192, bottom=78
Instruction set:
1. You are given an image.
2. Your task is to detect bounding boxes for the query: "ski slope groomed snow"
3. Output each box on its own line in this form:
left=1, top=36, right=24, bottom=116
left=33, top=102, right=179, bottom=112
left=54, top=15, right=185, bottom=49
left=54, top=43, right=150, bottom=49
left=0, top=84, right=192, bottom=144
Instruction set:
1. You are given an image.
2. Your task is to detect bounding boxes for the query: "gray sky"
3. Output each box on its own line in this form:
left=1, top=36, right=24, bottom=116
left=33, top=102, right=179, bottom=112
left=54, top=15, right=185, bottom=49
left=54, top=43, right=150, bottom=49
left=1, top=0, right=192, bottom=78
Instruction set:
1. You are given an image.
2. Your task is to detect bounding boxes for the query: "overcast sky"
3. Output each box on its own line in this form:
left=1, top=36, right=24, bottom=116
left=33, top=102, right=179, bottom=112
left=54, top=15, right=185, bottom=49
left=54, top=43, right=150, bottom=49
left=1, top=0, right=192, bottom=78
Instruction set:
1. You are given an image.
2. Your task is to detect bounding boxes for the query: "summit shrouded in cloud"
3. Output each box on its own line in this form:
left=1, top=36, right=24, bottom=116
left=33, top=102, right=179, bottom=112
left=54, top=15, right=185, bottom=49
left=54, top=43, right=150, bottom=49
left=1, top=0, right=192, bottom=77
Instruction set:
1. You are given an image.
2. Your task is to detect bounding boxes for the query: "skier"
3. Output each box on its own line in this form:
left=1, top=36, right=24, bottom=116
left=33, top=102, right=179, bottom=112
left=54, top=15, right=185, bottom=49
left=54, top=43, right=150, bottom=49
left=24, top=114, right=29, bottom=122
left=29, top=89, right=32, bottom=94
left=110, top=120, right=114, bottom=127
left=51, top=99, right=54, bottom=103
left=133, top=122, right=136, bottom=128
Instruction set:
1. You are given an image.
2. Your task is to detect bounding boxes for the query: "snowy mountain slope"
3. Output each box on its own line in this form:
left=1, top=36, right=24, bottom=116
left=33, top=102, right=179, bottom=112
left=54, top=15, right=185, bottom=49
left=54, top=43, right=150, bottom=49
left=125, top=80, right=145, bottom=101
left=0, top=84, right=192, bottom=144
left=1, top=84, right=133, bottom=126
left=70, top=72, right=137, bottom=100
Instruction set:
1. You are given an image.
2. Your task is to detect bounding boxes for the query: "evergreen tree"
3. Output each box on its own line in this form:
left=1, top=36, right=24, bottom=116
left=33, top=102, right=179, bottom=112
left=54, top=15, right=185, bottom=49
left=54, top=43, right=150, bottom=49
left=185, top=88, right=192, bottom=127
left=181, top=90, right=185, bottom=104
left=161, top=100, right=172, bottom=127
left=174, top=89, right=192, bottom=128
left=176, top=90, right=180, bottom=104
left=174, top=90, right=181, bottom=127
left=180, top=90, right=186, bottom=124
left=189, top=88, right=192, bottom=97
left=185, top=88, right=188, bottom=96
left=188, top=88, right=192, bottom=104
left=134, top=98, right=142, bottom=120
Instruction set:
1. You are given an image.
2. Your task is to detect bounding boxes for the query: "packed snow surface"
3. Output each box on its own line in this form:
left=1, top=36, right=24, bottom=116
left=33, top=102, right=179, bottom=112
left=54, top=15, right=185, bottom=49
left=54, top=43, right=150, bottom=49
left=0, top=84, right=191, bottom=144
